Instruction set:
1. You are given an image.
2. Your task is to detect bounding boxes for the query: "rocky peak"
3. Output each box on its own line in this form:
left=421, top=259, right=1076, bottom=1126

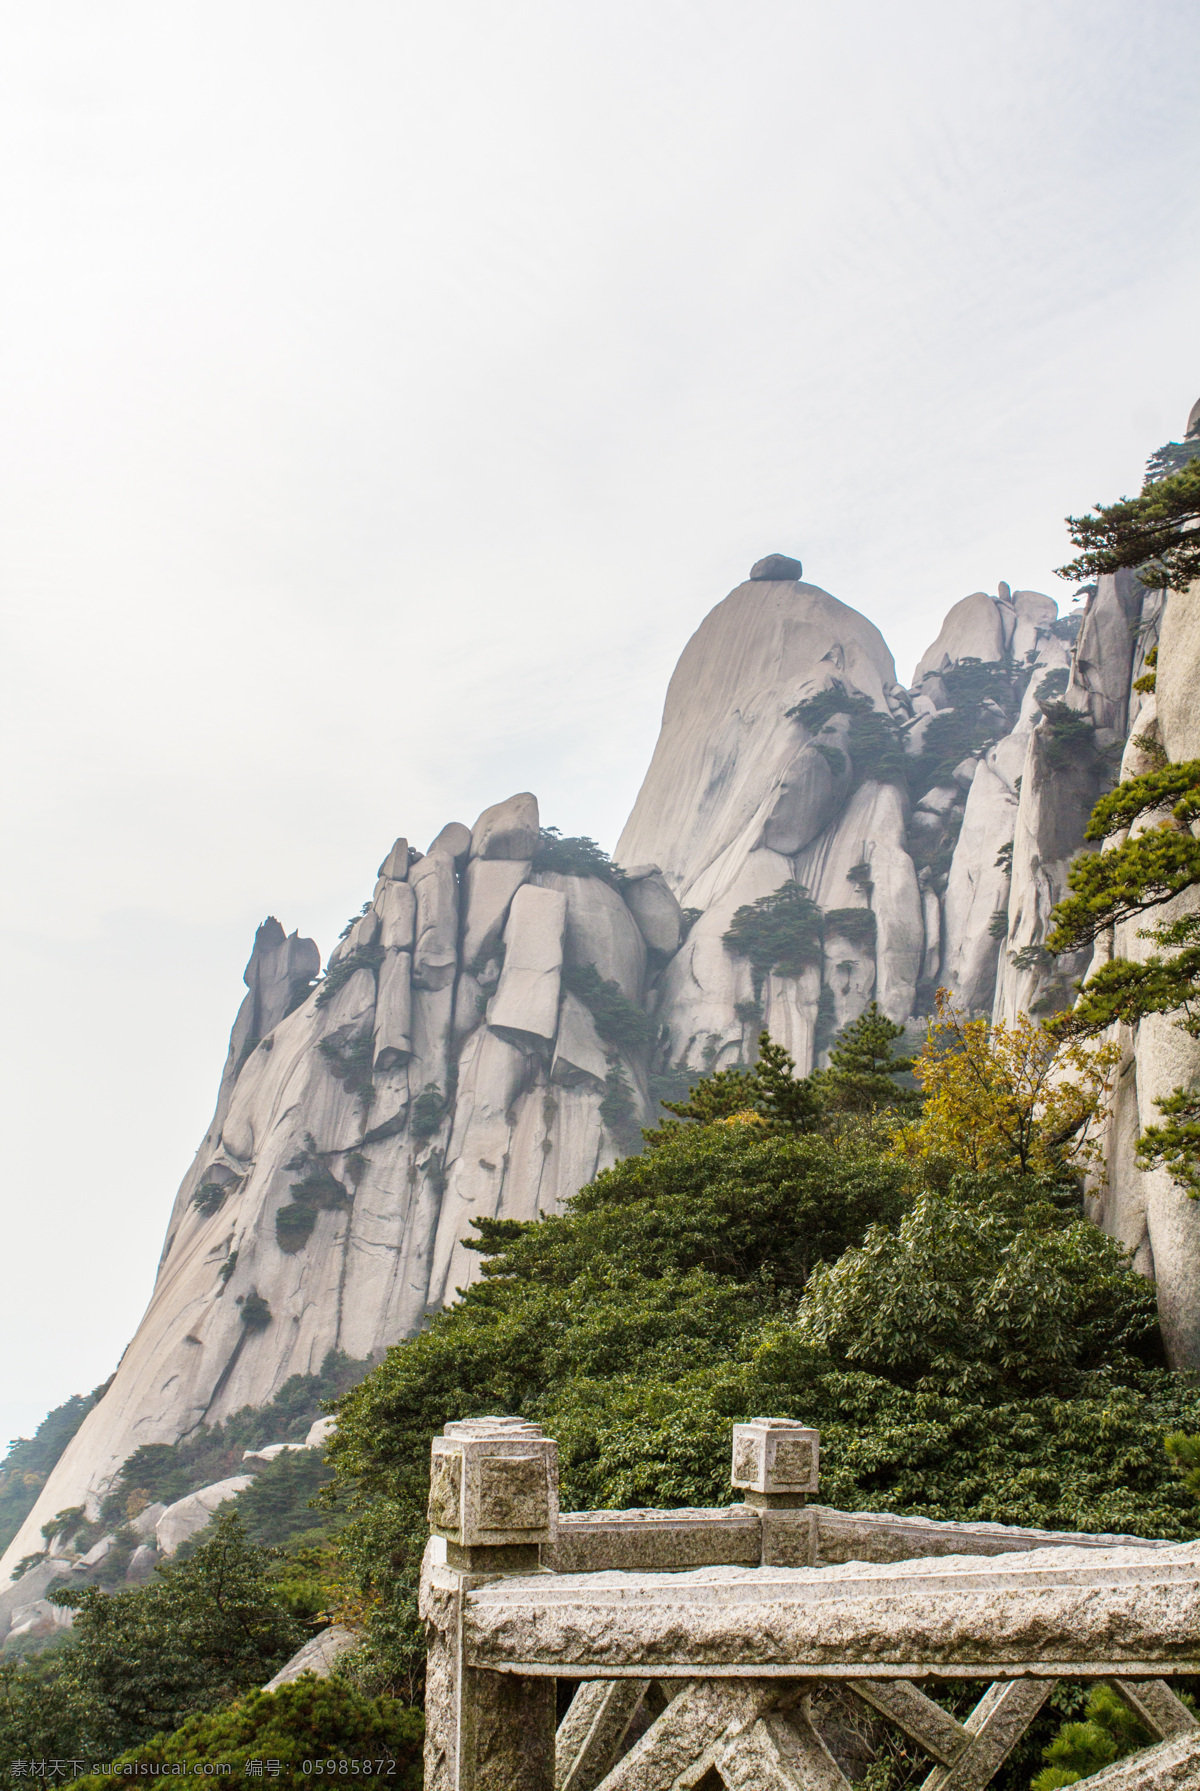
left=6, top=550, right=1188, bottom=1590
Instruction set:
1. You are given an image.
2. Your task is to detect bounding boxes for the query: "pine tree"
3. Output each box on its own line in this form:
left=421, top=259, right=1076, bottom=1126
left=815, top=1001, right=918, bottom=1115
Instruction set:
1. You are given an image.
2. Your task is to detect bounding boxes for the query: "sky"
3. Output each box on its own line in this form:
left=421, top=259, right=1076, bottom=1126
left=2, top=0, right=1198, bottom=1444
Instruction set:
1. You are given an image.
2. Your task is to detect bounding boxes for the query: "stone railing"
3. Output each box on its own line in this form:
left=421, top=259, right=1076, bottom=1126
left=419, top=1416, right=1200, bottom=1789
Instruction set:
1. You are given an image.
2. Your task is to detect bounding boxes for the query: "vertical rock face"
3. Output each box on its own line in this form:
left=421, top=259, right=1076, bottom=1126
left=1082, top=572, right=1200, bottom=1371
left=10, top=534, right=1200, bottom=1583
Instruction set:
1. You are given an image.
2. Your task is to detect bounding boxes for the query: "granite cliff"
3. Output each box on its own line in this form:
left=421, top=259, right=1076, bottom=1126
left=5, top=530, right=1199, bottom=1588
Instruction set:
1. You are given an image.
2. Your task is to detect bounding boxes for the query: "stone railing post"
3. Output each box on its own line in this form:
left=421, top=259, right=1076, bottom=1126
left=421, top=1416, right=558, bottom=1791
left=731, top=1416, right=819, bottom=1508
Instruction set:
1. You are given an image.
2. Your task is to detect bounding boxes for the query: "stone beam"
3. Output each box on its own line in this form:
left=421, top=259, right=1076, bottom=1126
left=453, top=1543, right=1200, bottom=1678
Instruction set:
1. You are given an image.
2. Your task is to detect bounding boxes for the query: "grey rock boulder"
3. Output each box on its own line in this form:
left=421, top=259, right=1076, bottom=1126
left=375, top=880, right=416, bottom=952
left=426, top=820, right=472, bottom=861
left=241, top=1442, right=305, bottom=1468
left=620, top=865, right=684, bottom=955
left=377, top=837, right=411, bottom=880
left=462, top=858, right=530, bottom=969
left=155, top=1476, right=254, bottom=1557
left=536, top=872, right=646, bottom=1002
left=617, top=576, right=897, bottom=903
left=750, top=552, right=803, bottom=581
left=551, top=992, right=610, bottom=1092
left=410, top=852, right=459, bottom=990
left=912, top=591, right=1006, bottom=681
left=373, top=949, right=413, bottom=1070
left=129, top=1501, right=167, bottom=1541
left=488, top=885, right=566, bottom=1044
left=471, top=793, right=540, bottom=861
left=263, top=1624, right=359, bottom=1691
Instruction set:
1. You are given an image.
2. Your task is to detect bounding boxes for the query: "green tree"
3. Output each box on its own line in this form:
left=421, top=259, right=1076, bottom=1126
left=1032, top=1683, right=1152, bottom=1789
left=69, top=1677, right=423, bottom=1789
left=1057, top=455, right=1200, bottom=593
left=659, top=1033, right=821, bottom=1134
left=1048, top=759, right=1200, bottom=1192
left=10, top=1514, right=306, bottom=1758
left=326, top=1075, right=1200, bottom=1694
left=327, top=1114, right=909, bottom=1690
left=722, top=881, right=824, bottom=991
left=813, top=1001, right=918, bottom=1117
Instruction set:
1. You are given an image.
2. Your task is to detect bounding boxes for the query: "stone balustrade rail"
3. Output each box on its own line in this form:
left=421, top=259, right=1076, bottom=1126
left=418, top=1416, right=1200, bottom=1789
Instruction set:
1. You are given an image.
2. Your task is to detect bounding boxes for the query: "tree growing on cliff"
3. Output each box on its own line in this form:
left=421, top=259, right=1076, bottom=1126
left=1056, top=455, right=1200, bottom=593
left=892, top=991, right=1116, bottom=1178
left=1048, top=759, right=1200, bottom=1192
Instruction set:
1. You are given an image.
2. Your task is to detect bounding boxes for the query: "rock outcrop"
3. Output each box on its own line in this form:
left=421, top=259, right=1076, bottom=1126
left=8, top=507, right=1200, bottom=1584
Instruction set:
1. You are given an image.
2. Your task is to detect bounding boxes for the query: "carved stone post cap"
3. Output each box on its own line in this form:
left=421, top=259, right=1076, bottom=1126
left=444, top=1415, right=545, bottom=1439
left=429, top=1417, right=559, bottom=1547
left=731, top=1418, right=820, bottom=1496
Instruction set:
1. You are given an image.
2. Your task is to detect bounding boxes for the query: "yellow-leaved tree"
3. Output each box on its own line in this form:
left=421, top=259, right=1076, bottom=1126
left=893, top=991, right=1118, bottom=1177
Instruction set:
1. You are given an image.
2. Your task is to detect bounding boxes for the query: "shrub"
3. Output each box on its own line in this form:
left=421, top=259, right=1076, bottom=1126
left=409, top=1083, right=446, bottom=1140
left=276, top=1154, right=351, bottom=1254
left=563, top=962, right=655, bottom=1055
left=240, top=1293, right=273, bottom=1332
left=787, top=684, right=908, bottom=786
left=723, top=881, right=823, bottom=991
left=315, top=943, right=385, bottom=1011
left=70, top=1677, right=423, bottom=1788
left=5, top=1515, right=306, bottom=1759
left=599, top=1061, right=642, bottom=1155
left=823, top=907, right=876, bottom=950
left=1035, top=667, right=1070, bottom=703
left=533, top=826, right=626, bottom=886
left=1038, top=701, right=1098, bottom=771
left=318, top=1031, right=374, bottom=1107
left=0, top=1386, right=109, bottom=1556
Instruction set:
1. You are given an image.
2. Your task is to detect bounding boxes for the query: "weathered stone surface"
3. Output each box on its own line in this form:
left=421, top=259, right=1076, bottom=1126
left=555, top=1679, right=651, bottom=1791
left=427, top=820, right=473, bottom=861
left=616, top=577, right=897, bottom=902
left=761, top=730, right=852, bottom=856
left=548, top=1508, right=763, bottom=1576
left=129, top=1500, right=166, bottom=1540
left=471, top=792, right=540, bottom=861
left=751, top=553, right=804, bottom=581
left=263, top=1623, right=358, bottom=1691
left=375, top=879, right=416, bottom=951
left=155, top=1475, right=254, bottom=1556
left=306, top=1415, right=336, bottom=1448
left=1110, top=1677, right=1199, bottom=1742
left=462, top=858, right=530, bottom=969
left=620, top=866, right=683, bottom=955
left=242, top=1441, right=305, bottom=1467
left=373, top=948, right=413, bottom=1070
left=6, top=1596, right=75, bottom=1641
left=377, top=837, right=411, bottom=880
left=536, top=872, right=646, bottom=1002
left=716, top=1701, right=849, bottom=1791
left=488, top=885, right=566, bottom=1044
left=913, top=593, right=1006, bottom=682
left=552, top=992, right=609, bottom=1092
left=420, top=1528, right=556, bottom=1791
left=922, top=1679, right=1052, bottom=1791
left=411, top=852, right=460, bottom=990
left=428, top=1417, right=559, bottom=1550
left=461, top=1542, right=1200, bottom=1676
left=594, top=1679, right=785, bottom=1789
left=1065, top=570, right=1143, bottom=738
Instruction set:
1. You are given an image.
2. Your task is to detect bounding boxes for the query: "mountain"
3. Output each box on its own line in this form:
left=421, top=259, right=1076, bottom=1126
left=5, top=527, right=1199, bottom=1587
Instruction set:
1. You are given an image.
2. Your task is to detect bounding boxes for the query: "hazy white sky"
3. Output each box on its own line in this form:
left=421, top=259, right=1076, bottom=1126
left=2, top=0, right=1198, bottom=1441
